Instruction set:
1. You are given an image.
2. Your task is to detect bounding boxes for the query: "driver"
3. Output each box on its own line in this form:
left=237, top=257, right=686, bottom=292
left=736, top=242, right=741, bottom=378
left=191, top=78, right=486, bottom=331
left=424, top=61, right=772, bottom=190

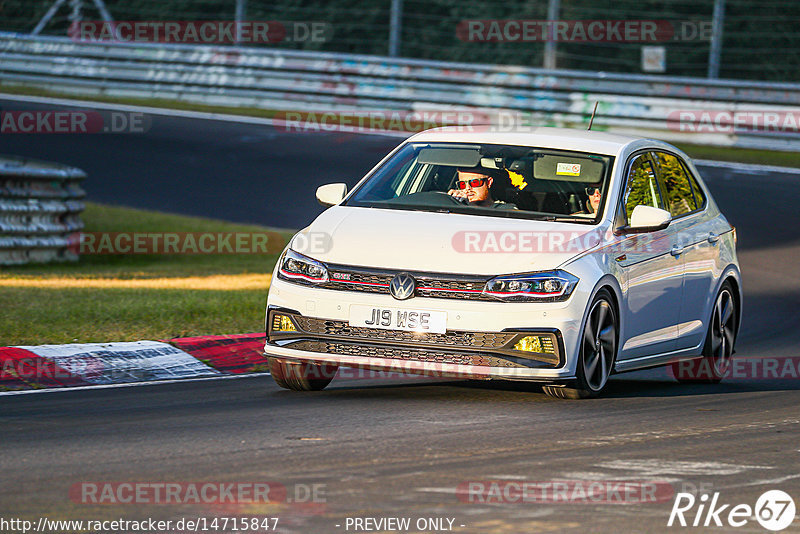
left=447, top=168, right=515, bottom=209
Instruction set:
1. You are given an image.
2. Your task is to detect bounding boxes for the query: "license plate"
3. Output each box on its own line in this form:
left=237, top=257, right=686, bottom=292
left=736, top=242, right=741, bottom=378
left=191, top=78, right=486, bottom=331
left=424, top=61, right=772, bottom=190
left=349, top=305, right=447, bottom=334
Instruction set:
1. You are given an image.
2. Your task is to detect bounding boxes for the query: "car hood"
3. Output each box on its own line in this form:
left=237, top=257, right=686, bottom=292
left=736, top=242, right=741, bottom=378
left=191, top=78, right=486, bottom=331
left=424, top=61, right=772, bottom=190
left=292, top=206, right=607, bottom=275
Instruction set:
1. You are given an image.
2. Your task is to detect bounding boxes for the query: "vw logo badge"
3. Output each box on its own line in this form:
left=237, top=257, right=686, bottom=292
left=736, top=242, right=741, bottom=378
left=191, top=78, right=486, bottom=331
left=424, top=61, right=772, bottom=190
left=390, top=273, right=416, bottom=300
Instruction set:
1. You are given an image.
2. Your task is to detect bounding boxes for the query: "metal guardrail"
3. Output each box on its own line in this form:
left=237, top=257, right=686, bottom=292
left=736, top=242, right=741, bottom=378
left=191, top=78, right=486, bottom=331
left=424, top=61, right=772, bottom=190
left=0, top=155, right=85, bottom=265
left=1, top=32, right=799, bottom=150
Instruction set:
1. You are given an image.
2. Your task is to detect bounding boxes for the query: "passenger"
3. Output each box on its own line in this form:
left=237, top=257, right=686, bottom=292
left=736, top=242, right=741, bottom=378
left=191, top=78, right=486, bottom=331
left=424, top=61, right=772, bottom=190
left=575, top=185, right=602, bottom=215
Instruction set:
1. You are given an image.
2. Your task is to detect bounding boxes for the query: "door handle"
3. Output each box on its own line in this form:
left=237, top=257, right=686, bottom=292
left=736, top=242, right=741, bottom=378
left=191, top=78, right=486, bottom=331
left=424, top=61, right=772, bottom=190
left=708, top=232, right=720, bottom=244
left=670, top=245, right=684, bottom=257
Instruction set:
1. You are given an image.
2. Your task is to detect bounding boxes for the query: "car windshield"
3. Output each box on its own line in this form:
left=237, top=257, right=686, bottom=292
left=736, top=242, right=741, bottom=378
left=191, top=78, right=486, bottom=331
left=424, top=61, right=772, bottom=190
left=345, top=142, right=614, bottom=223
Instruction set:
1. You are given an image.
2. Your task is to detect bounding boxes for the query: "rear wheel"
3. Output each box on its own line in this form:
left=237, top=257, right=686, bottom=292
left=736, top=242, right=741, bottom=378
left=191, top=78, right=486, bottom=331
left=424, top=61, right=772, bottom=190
left=268, top=357, right=338, bottom=391
left=672, top=282, right=737, bottom=383
left=543, top=289, right=618, bottom=399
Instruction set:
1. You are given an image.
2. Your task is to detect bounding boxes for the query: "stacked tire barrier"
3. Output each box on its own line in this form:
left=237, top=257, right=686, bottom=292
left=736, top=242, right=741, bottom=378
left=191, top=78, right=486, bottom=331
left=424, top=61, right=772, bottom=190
left=0, top=155, right=85, bottom=265
left=2, top=32, right=800, bottom=150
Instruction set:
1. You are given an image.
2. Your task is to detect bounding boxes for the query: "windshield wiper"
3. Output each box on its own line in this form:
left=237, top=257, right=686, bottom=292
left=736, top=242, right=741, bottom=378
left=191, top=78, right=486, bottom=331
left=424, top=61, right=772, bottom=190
left=550, top=217, right=596, bottom=224
left=525, top=214, right=595, bottom=223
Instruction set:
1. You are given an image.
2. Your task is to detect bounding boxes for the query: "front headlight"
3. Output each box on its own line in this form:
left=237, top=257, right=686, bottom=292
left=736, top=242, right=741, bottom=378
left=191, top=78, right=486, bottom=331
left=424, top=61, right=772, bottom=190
left=276, top=249, right=329, bottom=284
left=482, top=270, right=578, bottom=302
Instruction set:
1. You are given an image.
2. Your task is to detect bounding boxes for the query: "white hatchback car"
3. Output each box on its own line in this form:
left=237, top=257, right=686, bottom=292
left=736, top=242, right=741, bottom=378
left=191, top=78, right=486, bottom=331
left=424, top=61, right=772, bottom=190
left=264, top=128, right=741, bottom=398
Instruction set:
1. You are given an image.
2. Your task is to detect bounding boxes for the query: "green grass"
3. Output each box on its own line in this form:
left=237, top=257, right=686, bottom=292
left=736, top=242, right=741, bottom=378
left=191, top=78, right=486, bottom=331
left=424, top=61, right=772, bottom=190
left=3, top=83, right=799, bottom=168
left=0, top=287, right=267, bottom=344
left=0, top=203, right=292, bottom=345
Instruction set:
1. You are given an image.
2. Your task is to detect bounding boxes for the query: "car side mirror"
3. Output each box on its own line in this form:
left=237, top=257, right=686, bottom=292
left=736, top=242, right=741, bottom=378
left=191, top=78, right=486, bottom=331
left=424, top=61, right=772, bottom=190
left=620, top=205, right=672, bottom=234
left=316, top=183, right=348, bottom=207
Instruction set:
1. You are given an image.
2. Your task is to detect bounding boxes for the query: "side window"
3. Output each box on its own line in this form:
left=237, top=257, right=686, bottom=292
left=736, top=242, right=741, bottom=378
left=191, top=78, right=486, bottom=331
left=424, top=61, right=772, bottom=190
left=682, top=162, right=707, bottom=209
left=622, top=154, right=661, bottom=224
left=653, top=152, right=698, bottom=217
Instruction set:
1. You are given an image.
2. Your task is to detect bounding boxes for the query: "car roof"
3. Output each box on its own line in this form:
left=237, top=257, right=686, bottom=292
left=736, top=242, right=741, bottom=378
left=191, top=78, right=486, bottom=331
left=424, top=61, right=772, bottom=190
left=406, top=126, right=663, bottom=157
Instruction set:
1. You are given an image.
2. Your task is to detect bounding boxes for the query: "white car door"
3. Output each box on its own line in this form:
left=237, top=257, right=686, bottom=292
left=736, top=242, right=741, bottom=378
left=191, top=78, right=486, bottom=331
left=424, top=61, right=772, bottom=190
left=615, top=153, right=685, bottom=361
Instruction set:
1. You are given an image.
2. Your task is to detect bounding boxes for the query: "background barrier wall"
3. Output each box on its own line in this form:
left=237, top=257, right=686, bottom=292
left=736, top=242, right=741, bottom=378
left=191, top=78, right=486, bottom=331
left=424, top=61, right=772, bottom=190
left=1, top=32, right=800, bottom=150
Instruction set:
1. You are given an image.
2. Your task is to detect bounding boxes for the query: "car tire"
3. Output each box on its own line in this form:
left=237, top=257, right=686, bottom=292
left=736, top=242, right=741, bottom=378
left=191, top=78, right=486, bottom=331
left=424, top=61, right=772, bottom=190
left=671, top=281, right=737, bottom=384
left=268, top=357, right=338, bottom=391
left=543, top=288, right=618, bottom=399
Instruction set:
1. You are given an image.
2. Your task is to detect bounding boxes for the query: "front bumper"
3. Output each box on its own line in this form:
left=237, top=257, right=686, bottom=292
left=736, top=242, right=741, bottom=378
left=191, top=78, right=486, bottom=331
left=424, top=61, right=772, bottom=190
left=264, top=277, right=587, bottom=381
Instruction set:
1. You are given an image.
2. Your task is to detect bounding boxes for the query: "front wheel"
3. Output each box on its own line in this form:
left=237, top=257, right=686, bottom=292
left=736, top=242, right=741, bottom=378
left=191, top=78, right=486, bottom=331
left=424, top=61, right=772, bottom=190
left=268, top=357, right=338, bottom=391
left=543, top=289, right=618, bottom=399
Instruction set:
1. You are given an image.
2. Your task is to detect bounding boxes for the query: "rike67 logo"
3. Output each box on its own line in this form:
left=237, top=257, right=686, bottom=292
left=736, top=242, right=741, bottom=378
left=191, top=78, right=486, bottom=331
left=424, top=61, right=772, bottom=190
left=668, top=490, right=796, bottom=531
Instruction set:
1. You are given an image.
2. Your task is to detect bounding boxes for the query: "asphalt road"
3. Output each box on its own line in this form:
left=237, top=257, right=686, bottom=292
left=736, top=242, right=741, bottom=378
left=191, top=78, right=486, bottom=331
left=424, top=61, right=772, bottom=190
left=2, top=97, right=800, bottom=533
left=0, top=98, right=401, bottom=229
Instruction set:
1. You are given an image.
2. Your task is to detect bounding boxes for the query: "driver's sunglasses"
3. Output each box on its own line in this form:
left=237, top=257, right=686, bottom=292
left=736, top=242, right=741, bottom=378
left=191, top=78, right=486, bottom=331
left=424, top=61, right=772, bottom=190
left=585, top=186, right=601, bottom=196
left=456, top=178, right=487, bottom=189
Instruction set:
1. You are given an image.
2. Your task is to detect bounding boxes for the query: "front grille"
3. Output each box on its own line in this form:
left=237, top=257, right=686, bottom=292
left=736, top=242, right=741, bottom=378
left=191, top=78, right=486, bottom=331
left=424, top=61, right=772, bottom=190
left=327, top=272, right=390, bottom=294
left=285, top=340, right=525, bottom=368
left=418, top=278, right=485, bottom=292
left=322, top=265, right=491, bottom=301
left=293, top=316, right=517, bottom=349
left=332, top=272, right=389, bottom=285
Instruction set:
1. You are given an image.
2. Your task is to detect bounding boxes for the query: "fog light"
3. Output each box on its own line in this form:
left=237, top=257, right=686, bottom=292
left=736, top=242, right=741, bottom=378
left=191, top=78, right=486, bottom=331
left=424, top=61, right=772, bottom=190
left=513, top=335, right=555, bottom=354
left=272, top=314, right=297, bottom=332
